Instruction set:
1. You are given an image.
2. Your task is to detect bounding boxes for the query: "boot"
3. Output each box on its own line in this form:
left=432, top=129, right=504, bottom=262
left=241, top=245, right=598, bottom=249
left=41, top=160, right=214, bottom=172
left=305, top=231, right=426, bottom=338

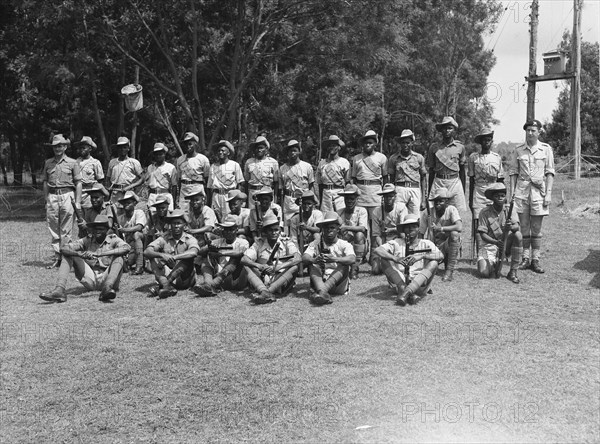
left=530, top=260, right=545, bottom=274
left=251, top=290, right=277, bottom=305
left=148, top=285, right=160, bottom=298
left=39, top=287, right=67, bottom=303
left=506, top=269, right=520, bottom=284
left=158, top=284, right=177, bottom=299
left=350, top=264, right=359, bottom=280
left=442, top=270, right=453, bottom=282
left=194, top=282, right=219, bottom=297
left=99, top=286, right=117, bottom=302
left=518, top=258, right=531, bottom=270
left=310, top=290, right=333, bottom=306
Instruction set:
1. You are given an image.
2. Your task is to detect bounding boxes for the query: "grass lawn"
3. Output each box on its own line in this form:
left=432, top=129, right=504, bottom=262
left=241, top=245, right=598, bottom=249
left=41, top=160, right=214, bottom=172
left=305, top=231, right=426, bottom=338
left=1, top=175, right=599, bottom=443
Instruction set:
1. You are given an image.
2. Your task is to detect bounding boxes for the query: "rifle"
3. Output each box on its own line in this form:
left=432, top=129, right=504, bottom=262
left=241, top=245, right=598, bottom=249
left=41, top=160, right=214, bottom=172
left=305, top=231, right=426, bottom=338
left=295, top=190, right=305, bottom=276
left=317, top=235, right=330, bottom=281
left=470, top=212, right=477, bottom=265
left=109, top=203, right=125, bottom=240
left=423, top=202, right=433, bottom=241
left=70, top=196, right=84, bottom=225
left=261, top=239, right=281, bottom=277
left=403, top=240, right=431, bottom=285
left=494, top=192, right=516, bottom=278
left=381, top=198, right=387, bottom=243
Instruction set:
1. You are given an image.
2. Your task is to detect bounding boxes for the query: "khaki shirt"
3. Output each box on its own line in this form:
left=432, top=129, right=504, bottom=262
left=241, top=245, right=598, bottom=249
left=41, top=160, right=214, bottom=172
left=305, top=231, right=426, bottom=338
left=68, top=233, right=130, bottom=270
left=207, top=160, right=244, bottom=190
left=42, top=155, right=82, bottom=188
left=478, top=204, right=519, bottom=242
left=427, top=140, right=466, bottom=175
left=148, top=232, right=200, bottom=256
left=371, top=203, right=408, bottom=238
left=380, top=238, right=441, bottom=280
left=279, top=161, right=314, bottom=192
left=146, top=162, right=177, bottom=190
left=107, top=157, right=143, bottom=186
left=244, top=236, right=298, bottom=264
left=208, top=237, right=250, bottom=272
left=508, top=142, right=555, bottom=202
left=244, top=156, right=280, bottom=186
left=419, top=205, right=461, bottom=245
left=78, top=156, right=104, bottom=185
left=388, top=151, right=426, bottom=183
left=316, top=157, right=350, bottom=187
left=176, top=153, right=210, bottom=182
left=337, top=206, right=368, bottom=229
left=304, top=238, right=355, bottom=277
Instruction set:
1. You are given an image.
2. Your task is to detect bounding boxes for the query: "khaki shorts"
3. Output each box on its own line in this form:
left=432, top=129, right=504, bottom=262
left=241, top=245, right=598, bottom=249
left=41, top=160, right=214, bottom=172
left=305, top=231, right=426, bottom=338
left=515, top=197, right=549, bottom=216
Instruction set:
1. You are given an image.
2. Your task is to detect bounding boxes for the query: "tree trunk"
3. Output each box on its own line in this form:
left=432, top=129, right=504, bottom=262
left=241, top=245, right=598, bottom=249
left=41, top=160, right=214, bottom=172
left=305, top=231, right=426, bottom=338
left=91, top=83, right=110, bottom=169
left=14, top=133, right=24, bottom=185
left=190, top=0, right=206, bottom=151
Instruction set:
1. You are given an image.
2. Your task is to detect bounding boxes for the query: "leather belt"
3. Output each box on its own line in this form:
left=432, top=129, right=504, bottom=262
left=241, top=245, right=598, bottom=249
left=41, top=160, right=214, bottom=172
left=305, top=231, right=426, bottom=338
left=48, top=187, right=74, bottom=195
left=322, top=184, right=343, bottom=190
left=284, top=189, right=299, bottom=196
left=249, top=184, right=266, bottom=190
left=81, top=183, right=96, bottom=189
left=437, top=173, right=459, bottom=179
left=180, top=179, right=203, bottom=185
left=213, top=189, right=232, bottom=194
left=111, top=184, right=128, bottom=190
left=356, top=179, right=382, bottom=185
left=149, top=188, right=169, bottom=194
left=395, top=181, right=420, bottom=188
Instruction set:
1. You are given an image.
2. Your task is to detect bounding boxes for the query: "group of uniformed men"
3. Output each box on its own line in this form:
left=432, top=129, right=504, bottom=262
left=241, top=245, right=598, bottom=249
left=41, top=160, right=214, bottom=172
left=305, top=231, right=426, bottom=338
left=39, top=116, right=555, bottom=306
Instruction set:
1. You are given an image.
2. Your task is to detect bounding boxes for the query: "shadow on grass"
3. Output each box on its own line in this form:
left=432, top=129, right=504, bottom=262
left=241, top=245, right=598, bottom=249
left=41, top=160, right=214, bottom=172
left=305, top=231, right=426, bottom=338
left=355, top=284, right=394, bottom=301
left=134, top=282, right=156, bottom=293
left=22, top=260, right=50, bottom=268
left=574, top=249, right=600, bottom=288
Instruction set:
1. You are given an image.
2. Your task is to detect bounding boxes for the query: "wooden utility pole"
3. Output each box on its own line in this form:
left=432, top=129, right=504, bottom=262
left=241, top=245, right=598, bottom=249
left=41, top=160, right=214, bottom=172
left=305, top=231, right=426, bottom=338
left=570, top=0, right=582, bottom=179
left=131, top=66, right=140, bottom=159
left=526, top=0, right=539, bottom=121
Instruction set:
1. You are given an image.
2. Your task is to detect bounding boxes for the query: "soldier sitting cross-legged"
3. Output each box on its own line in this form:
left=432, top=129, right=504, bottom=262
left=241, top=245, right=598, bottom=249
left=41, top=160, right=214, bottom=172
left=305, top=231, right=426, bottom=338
left=39, top=215, right=130, bottom=303
left=241, top=214, right=301, bottom=305
left=302, top=212, right=356, bottom=306
left=193, top=215, right=250, bottom=297
left=374, top=214, right=443, bottom=306
left=144, top=210, right=199, bottom=299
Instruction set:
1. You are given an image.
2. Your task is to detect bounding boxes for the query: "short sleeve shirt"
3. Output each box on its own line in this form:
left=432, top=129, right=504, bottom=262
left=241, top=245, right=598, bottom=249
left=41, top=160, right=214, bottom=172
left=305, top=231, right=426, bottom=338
left=146, top=162, right=178, bottom=189
left=209, top=237, right=250, bottom=271
left=176, top=153, right=211, bottom=182
left=279, top=161, right=314, bottom=192
left=117, top=208, right=147, bottom=229
left=388, top=151, right=426, bottom=183
left=337, top=206, right=368, bottom=228
left=244, top=236, right=298, bottom=263
left=427, top=140, right=466, bottom=174
left=230, top=208, right=251, bottom=229
left=420, top=205, right=461, bottom=244
left=478, top=204, right=519, bottom=242
left=244, top=157, right=280, bottom=186
left=207, top=160, right=244, bottom=190
left=304, top=238, right=355, bottom=276
left=43, top=156, right=82, bottom=187
left=107, top=157, right=143, bottom=186
left=187, top=206, right=218, bottom=230
left=351, top=152, right=388, bottom=181
left=78, top=156, right=104, bottom=185
left=371, top=203, right=408, bottom=238
left=316, top=157, right=350, bottom=187
left=468, top=152, right=504, bottom=184
left=68, top=233, right=130, bottom=270
left=381, top=238, right=440, bottom=279
left=247, top=203, right=284, bottom=232
left=148, top=232, right=200, bottom=255
left=508, top=142, right=555, bottom=202
left=289, top=209, right=324, bottom=239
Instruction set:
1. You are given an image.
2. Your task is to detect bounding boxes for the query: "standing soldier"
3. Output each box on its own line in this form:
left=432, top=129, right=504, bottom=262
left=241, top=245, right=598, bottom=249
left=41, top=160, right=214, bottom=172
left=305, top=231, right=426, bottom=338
left=134, top=142, right=178, bottom=211
left=370, top=184, right=408, bottom=275
left=78, top=184, right=112, bottom=238
left=316, top=135, right=350, bottom=212
left=279, top=139, right=315, bottom=223
left=351, top=130, right=388, bottom=221
left=207, top=140, right=245, bottom=221
left=106, top=136, right=143, bottom=204
left=193, top=215, right=250, bottom=297
left=336, top=184, right=368, bottom=279
left=373, top=215, right=443, bottom=306
left=427, top=116, right=467, bottom=212
left=468, top=127, right=505, bottom=254
left=75, top=136, right=104, bottom=210
left=42, top=134, right=82, bottom=268
left=145, top=210, right=200, bottom=299
left=115, top=191, right=147, bottom=275
left=509, top=120, right=555, bottom=274
left=388, top=129, right=427, bottom=216
left=477, top=183, right=522, bottom=283
left=244, top=136, right=279, bottom=209
left=420, top=188, right=462, bottom=282
left=302, top=212, right=356, bottom=306
left=176, top=132, right=210, bottom=212
left=39, top=215, right=130, bottom=303
left=241, top=215, right=301, bottom=304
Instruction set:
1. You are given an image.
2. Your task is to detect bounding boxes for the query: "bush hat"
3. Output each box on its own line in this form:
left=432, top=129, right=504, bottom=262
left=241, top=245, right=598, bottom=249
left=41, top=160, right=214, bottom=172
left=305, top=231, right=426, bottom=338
left=249, top=136, right=270, bottom=151
left=523, top=119, right=542, bottom=131
left=153, top=142, right=168, bottom=152
left=360, top=130, right=379, bottom=144
left=117, top=191, right=139, bottom=203
left=116, top=136, right=130, bottom=146
left=316, top=211, right=341, bottom=227
left=76, top=136, right=97, bottom=149
left=253, top=186, right=274, bottom=199
left=217, top=215, right=238, bottom=228
left=184, top=189, right=206, bottom=200
left=83, top=183, right=109, bottom=197
left=429, top=188, right=451, bottom=201
left=322, top=135, right=345, bottom=148
left=47, top=134, right=70, bottom=146
left=484, top=182, right=507, bottom=200
left=165, top=209, right=188, bottom=222
left=435, top=116, right=458, bottom=131
left=214, top=140, right=235, bottom=156
left=377, top=183, right=396, bottom=195
left=398, top=214, right=420, bottom=227
left=182, top=132, right=199, bottom=143
left=150, top=195, right=170, bottom=207
left=225, top=189, right=247, bottom=202
left=398, top=129, right=415, bottom=141
left=261, top=214, right=280, bottom=229
left=87, top=215, right=111, bottom=228
left=337, top=184, right=361, bottom=196
left=474, top=128, right=494, bottom=144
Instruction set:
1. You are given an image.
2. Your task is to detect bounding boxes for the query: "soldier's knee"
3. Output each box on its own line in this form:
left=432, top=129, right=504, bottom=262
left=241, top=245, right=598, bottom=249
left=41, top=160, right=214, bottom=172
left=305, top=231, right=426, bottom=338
left=449, top=231, right=460, bottom=242
left=355, top=232, right=366, bottom=243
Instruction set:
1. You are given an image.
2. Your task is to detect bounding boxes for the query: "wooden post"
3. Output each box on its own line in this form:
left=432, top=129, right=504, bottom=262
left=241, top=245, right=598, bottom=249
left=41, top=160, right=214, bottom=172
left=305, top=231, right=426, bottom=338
left=131, top=66, right=140, bottom=159
left=570, top=0, right=582, bottom=179
left=526, top=0, right=539, bottom=121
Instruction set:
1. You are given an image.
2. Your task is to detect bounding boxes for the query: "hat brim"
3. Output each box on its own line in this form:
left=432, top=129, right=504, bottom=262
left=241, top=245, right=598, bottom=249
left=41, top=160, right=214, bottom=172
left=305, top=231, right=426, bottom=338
left=74, top=141, right=97, bottom=149
left=87, top=222, right=110, bottom=228
left=376, top=190, right=396, bottom=196
left=151, top=200, right=169, bottom=207
left=83, top=188, right=109, bottom=198
left=316, top=218, right=341, bottom=228
left=428, top=194, right=450, bottom=201
left=217, top=222, right=237, bottom=228
left=184, top=193, right=205, bottom=200
left=435, top=122, right=458, bottom=131
left=360, top=136, right=378, bottom=144
left=323, top=139, right=345, bottom=148
left=253, top=192, right=273, bottom=199
left=118, top=197, right=139, bottom=203
left=474, top=132, right=494, bottom=144
left=337, top=191, right=360, bottom=196
left=226, top=194, right=247, bottom=202
left=484, top=187, right=507, bottom=200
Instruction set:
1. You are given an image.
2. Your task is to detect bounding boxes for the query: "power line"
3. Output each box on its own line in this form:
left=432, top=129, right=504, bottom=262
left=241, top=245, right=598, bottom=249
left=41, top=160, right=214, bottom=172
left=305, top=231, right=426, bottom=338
left=487, top=1, right=515, bottom=52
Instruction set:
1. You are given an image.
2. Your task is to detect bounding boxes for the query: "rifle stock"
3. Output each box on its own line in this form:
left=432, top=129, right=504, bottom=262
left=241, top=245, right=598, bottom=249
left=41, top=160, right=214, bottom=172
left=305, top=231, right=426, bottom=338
left=403, top=240, right=432, bottom=285
left=494, top=193, right=516, bottom=278
left=70, top=196, right=84, bottom=225
left=297, top=195, right=305, bottom=276
left=109, top=203, right=124, bottom=240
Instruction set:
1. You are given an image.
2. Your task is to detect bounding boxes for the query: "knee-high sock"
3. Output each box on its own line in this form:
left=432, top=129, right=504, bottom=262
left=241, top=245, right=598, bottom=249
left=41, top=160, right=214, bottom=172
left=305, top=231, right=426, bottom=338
left=522, top=235, right=531, bottom=259
left=402, top=262, right=438, bottom=296
left=353, top=243, right=365, bottom=262
left=268, top=266, right=298, bottom=294
left=510, top=244, right=523, bottom=270
left=134, top=235, right=144, bottom=269
left=212, top=259, right=239, bottom=287
left=104, top=256, right=125, bottom=290
left=446, top=232, right=460, bottom=271
left=531, top=235, right=542, bottom=261
left=245, top=266, right=268, bottom=293
left=168, top=259, right=194, bottom=285
left=310, top=264, right=346, bottom=293
left=55, top=256, right=74, bottom=290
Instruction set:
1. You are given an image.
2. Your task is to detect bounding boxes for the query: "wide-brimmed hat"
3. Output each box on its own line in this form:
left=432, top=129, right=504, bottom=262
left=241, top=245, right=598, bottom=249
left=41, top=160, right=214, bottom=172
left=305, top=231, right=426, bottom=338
left=322, top=135, right=345, bottom=148
left=249, top=136, right=270, bottom=151
left=150, top=195, right=170, bottom=207
left=398, top=214, right=420, bottom=227
left=484, top=182, right=507, bottom=200
left=83, top=183, right=109, bottom=197
left=474, top=127, right=494, bottom=144
left=286, top=139, right=300, bottom=150
left=261, top=214, right=280, bottom=229
left=316, top=211, right=341, bottom=227
left=377, top=183, right=396, bottom=196
left=213, top=140, right=235, bottom=156
left=435, top=116, right=459, bottom=131
left=165, top=209, right=188, bottom=222
left=225, top=189, right=247, bottom=202
left=398, top=129, right=415, bottom=141
left=184, top=189, right=206, bottom=200
left=428, top=188, right=451, bottom=201
left=116, top=136, right=130, bottom=146
left=117, top=191, right=139, bottom=203
left=360, top=130, right=379, bottom=144
left=253, top=186, right=274, bottom=199
left=181, top=132, right=199, bottom=143
left=87, top=215, right=111, bottom=228
left=299, top=190, right=317, bottom=202
left=47, top=134, right=70, bottom=146
left=75, top=136, right=97, bottom=149
left=523, top=119, right=542, bottom=131
left=217, top=215, right=238, bottom=229
left=337, top=184, right=361, bottom=196
left=153, top=142, right=168, bottom=152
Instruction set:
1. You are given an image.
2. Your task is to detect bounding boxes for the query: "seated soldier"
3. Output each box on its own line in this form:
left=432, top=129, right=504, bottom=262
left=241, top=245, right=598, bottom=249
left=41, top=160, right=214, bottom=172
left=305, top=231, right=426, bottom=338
left=193, top=215, right=250, bottom=297
left=241, top=214, right=301, bottom=304
left=39, top=215, right=130, bottom=303
left=184, top=189, right=218, bottom=246
left=247, top=186, right=283, bottom=241
left=374, top=214, right=443, bottom=306
left=420, top=188, right=462, bottom=282
left=477, top=182, right=522, bottom=283
left=302, top=211, right=356, bottom=306
left=144, top=210, right=199, bottom=299
left=78, top=183, right=112, bottom=238
left=370, top=183, right=408, bottom=275
left=146, top=194, right=170, bottom=243
left=224, top=189, right=251, bottom=240
left=336, top=184, right=368, bottom=279
left=289, top=190, right=324, bottom=248
left=115, top=191, right=147, bottom=275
